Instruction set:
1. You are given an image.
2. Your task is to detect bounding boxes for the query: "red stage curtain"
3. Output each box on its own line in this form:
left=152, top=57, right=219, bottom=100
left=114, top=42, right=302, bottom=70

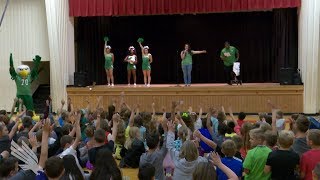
left=69, top=0, right=301, bottom=17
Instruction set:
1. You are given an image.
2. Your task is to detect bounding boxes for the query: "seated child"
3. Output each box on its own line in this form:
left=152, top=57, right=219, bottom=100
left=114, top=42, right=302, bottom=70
left=138, top=163, right=156, bottom=180
left=120, top=127, right=145, bottom=168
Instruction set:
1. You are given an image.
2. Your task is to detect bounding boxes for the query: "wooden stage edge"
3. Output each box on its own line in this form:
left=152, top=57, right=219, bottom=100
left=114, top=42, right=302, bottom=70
left=67, top=83, right=304, bottom=113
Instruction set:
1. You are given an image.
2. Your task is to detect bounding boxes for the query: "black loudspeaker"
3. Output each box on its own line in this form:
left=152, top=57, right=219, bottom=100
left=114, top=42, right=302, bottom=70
left=74, top=72, right=89, bottom=87
left=279, top=68, right=294, bottom=85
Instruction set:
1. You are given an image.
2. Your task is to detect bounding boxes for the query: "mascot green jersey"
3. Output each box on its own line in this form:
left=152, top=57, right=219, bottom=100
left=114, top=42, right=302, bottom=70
left=9, top=53, right=41, bottom=111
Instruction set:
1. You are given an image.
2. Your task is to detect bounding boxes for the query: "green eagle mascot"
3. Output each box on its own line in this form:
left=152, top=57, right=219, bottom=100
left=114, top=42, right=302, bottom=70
left=9, top=53, right=41, bottom=111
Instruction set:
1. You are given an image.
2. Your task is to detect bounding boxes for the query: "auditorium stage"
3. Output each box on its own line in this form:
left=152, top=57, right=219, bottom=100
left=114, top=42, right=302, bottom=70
left=67, top=83, right=303, bottom=113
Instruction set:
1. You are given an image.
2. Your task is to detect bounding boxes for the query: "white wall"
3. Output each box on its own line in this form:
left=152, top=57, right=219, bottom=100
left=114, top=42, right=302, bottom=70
left=0, top=0, right=50, bottom=111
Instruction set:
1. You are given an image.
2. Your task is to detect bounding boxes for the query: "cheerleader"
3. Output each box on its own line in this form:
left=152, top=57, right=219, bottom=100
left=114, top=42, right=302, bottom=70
left=104, top=45, right=115, bottom=86
left=124, top=46, right=137, bottom=86
left=138, top=41, right=153, bottom=87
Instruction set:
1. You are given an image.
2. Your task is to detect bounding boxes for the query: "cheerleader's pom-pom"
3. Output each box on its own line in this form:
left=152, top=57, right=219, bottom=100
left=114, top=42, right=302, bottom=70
left=137, top=38, right=144, bottom=43
left=104, top=36, right=109, bottom=42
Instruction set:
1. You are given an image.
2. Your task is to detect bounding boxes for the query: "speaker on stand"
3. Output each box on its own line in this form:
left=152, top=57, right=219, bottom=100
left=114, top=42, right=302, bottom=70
left=279, top=68, right=294, bottom=85
left=74, top=72, right=89, bottom=87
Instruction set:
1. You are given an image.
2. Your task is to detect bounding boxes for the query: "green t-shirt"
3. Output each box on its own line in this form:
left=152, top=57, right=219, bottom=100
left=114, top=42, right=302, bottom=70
left=243, top=145, right=271, bottom=180
left=182, top=51, right=193, bottom=65
left=14, top=75, right=32, bottom=96
left=220, top=46, right=238, bottom=66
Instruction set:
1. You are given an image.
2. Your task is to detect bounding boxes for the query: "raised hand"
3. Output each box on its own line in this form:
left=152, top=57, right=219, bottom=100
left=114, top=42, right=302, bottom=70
left=210, top=152, right=222, bottom=166
left=43, top=118, right=51, bottom=133
left=171, top=101, right=178, bottom=109
left=167, top=121, right=175, bottom=132
left=161, top=118, right=168, bottom=132
left=28, top=135, right=37, bottom=149
left=61, top=99, right=65, bottom=106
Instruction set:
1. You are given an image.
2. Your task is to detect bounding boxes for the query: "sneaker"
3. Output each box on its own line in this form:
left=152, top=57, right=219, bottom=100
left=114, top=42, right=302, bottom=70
left=128, top=83, right=130, bottom=86
left=144, top=84, right=147, bottom=86
left=134, top=83, right=137, bottom=86
left=107, top=83, right=110, bottom=86
left=147, top=84, right=150, bottom=87
left=111, top=83, right=114, bottom=87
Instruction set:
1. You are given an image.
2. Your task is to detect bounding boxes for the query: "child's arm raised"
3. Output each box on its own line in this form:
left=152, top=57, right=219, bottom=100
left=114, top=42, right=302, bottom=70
left=9, top=110, right=25, bottom=140
left=210, top=152, right=238, bottom=180
left=128, top=104, right=137, bottom=127
left=228, top=106, right=238, bottom=126
left=194, top=130, right=217, bottom=149
left=71, top=112, right=81, bottom=150
left=39, top=119, right=50, bottom=169
left=206, top=108, right=214, bottom=136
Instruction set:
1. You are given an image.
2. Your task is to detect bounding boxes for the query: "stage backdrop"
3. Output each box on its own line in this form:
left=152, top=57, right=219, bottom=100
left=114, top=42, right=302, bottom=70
left=75, top=8, right=298, bottom=85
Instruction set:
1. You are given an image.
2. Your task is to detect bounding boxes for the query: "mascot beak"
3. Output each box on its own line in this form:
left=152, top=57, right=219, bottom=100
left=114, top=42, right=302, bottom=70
left=19, top=70, right=29, bottom=78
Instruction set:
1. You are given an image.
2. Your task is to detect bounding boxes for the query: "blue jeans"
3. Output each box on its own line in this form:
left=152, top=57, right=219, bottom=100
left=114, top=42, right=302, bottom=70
left=182, top=64, right=192, bottom=85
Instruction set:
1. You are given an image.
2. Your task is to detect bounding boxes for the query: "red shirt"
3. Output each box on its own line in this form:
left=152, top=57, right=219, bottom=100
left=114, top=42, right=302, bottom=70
left=105, top=131, right=110, bottom=144
left=300, top=149, right=320, bottom=180
left=237, top=119, right=244, bottom=127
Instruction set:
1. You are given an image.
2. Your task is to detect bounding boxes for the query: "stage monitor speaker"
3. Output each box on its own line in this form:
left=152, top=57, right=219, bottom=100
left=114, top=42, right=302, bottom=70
left=74, top=72, right=89, bottom=87
left=279, top=68, right=294, bottom=85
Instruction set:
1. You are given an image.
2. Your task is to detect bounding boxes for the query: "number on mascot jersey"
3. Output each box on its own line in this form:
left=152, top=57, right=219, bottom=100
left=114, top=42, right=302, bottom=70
left=21, top=79, right=29, bottom=86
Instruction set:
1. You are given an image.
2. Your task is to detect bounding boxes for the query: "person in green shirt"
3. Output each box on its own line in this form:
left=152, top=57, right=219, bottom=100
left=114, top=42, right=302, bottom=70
left=220, top=42, right=239, bottom=85
left=138, top=42, right=153, bottom=87
left=243, top=128, right=271, bottom=180
left=104, top=45, right=115, bottom=86
left=124, top=46, right=138, bottom=86
left=180, top=44, right=206, bottom=86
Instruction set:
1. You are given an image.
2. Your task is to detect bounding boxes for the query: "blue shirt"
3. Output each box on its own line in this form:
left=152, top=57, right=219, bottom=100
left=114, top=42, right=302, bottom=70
left=36, top=170, right=48, bottom=180
left=199, top=128, right=214, bottom=153
left=217, top=157, right=243, bottom=180
left=139, top=126, right=146, bottom=139
left=211, top=117, right=219, bottom=133
left=58, top=117, right=64, bottom=127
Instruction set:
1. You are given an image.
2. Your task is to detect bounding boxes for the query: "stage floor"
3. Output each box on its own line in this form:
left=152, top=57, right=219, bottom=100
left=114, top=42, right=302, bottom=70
left=81, top=83, right=282, bottom=88
left=67, top=83, right=304, bottom=113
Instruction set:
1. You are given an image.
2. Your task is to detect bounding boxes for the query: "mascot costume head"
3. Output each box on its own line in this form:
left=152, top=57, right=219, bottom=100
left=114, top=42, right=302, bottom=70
left=9, top=53, right=41, bottom=112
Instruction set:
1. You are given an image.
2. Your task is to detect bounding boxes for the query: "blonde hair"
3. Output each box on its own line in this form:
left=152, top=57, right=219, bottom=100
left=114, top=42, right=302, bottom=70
left=249, top=128, right=265, bottom=141
left=115, top=120, right=126, bottom=145
left=179, top=140, right=198, bottom=162
left=125, top=126, right=140, bottom=149
left=241, top=122, right=253, bottom=151
left=193, top=162, right=216, bottom=180
left=178, top=126, right=189, bottom=142
left=259, top=122, right=272, bottom=132
left=307, top=129, right=320, bottom=146
left=278, top=130, right=294, bottom=148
